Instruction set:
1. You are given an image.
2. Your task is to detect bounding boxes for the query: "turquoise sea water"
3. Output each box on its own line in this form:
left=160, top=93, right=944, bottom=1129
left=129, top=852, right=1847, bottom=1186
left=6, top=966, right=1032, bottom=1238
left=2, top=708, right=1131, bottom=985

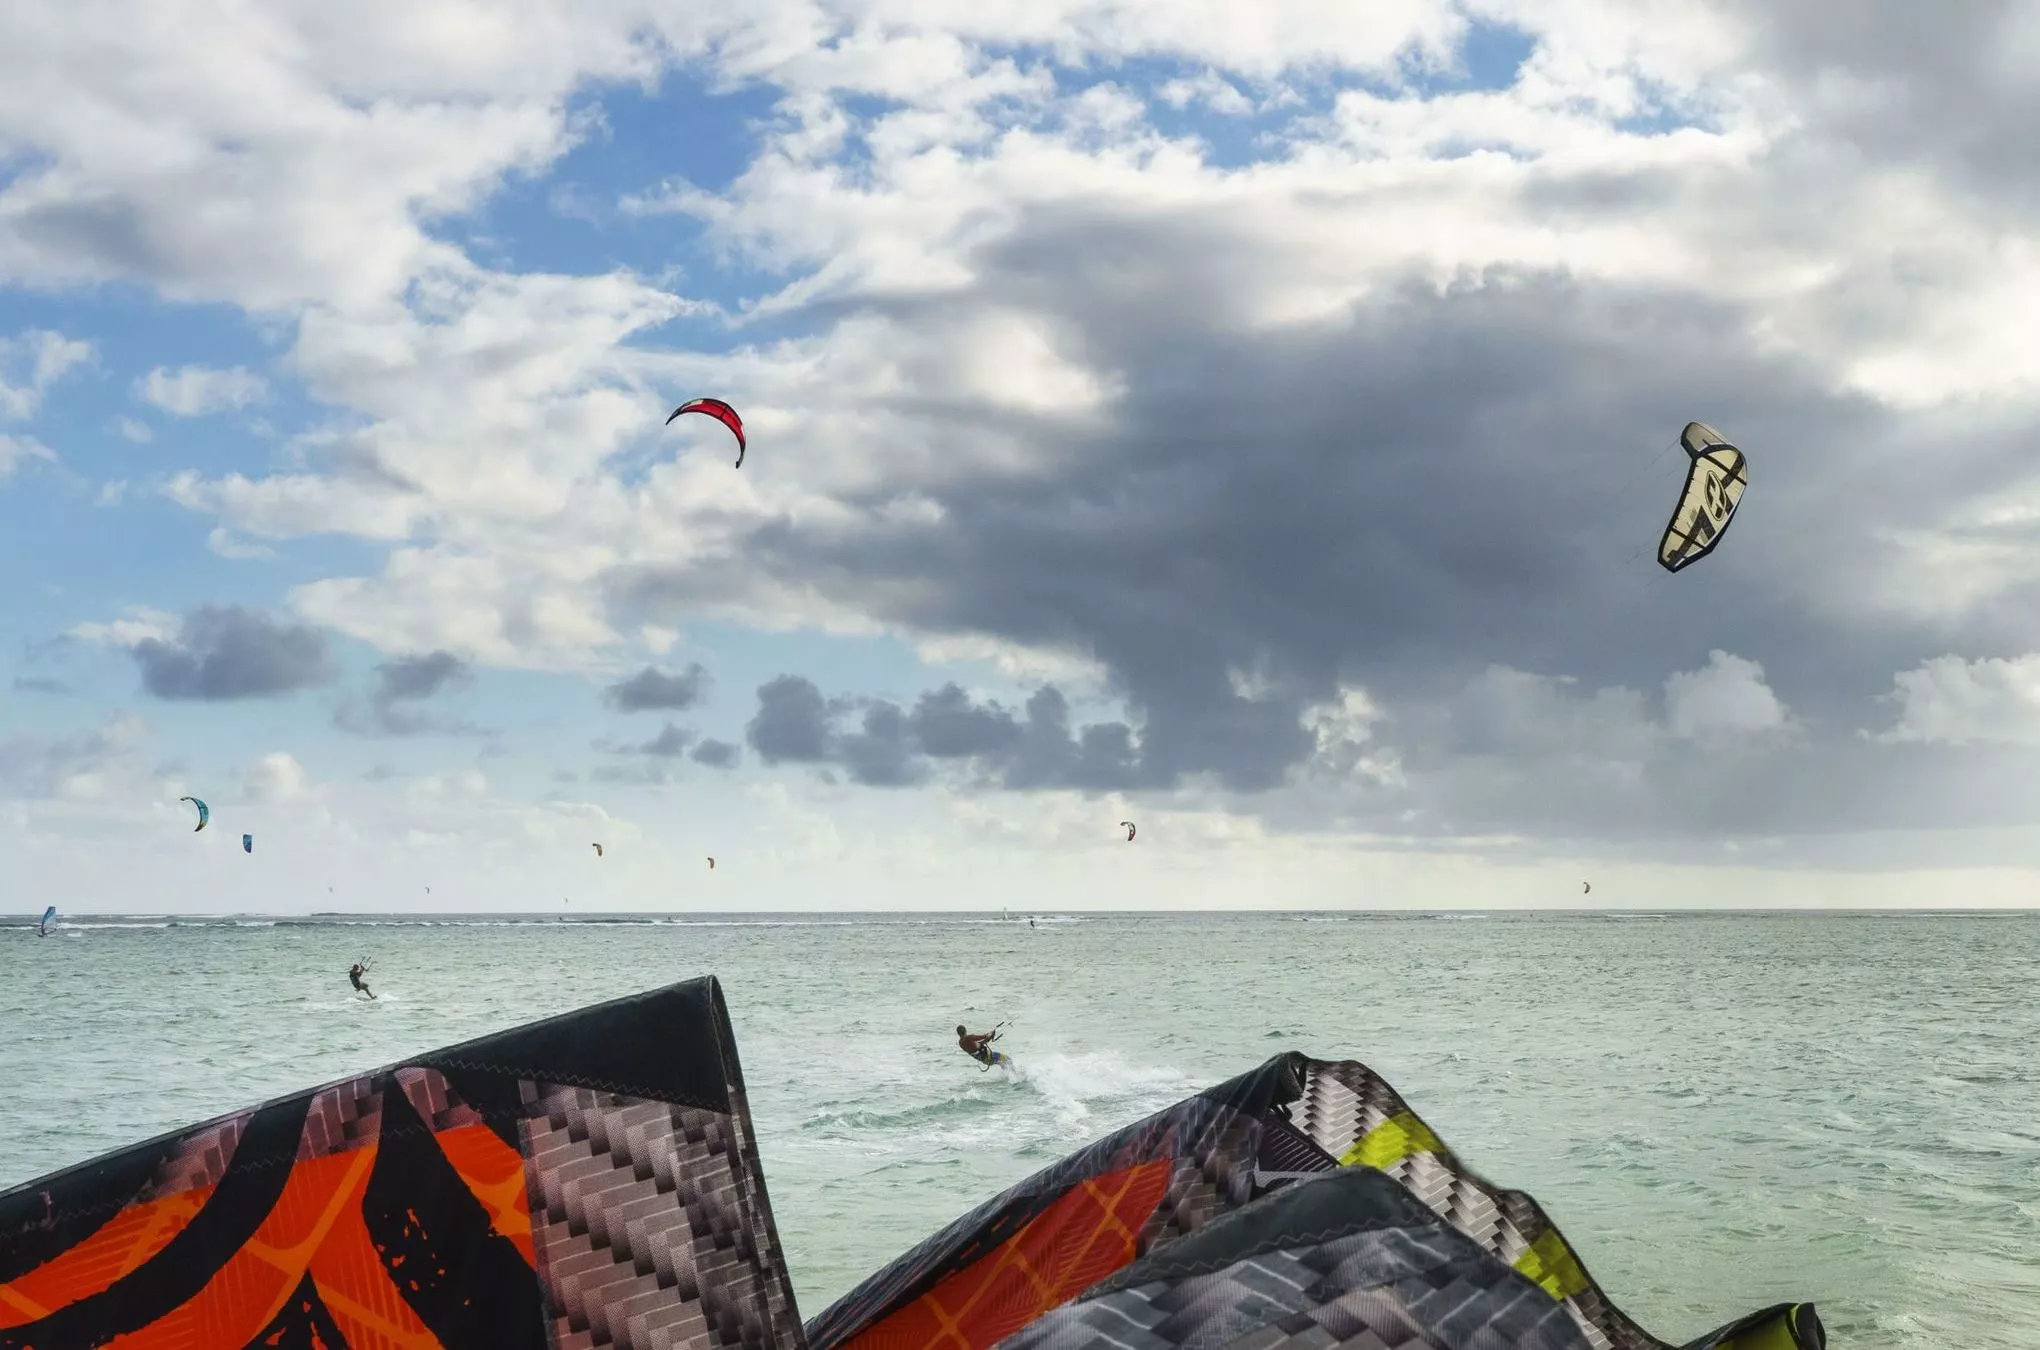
left=3, top=910, right=2036, bottom=1348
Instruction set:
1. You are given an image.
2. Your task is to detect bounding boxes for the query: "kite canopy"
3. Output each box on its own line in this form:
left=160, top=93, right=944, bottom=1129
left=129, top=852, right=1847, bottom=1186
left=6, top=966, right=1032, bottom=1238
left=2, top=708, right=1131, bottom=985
left=241, top=833, right=253, bottom=854
left=0, top=976, right=1826, bottom=1350
left=179, top=796, right=208, bottom=832
left=667, top=397, right=748, bottom=468
left=1657, top=421, right=1748, bottom=573
left=592, top=842, right=604, bottom=858
left=1120, top=820, right=1137, bottom=842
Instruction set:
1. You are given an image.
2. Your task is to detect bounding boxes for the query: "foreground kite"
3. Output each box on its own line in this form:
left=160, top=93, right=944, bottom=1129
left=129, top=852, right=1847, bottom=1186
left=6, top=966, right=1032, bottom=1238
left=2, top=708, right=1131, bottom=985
left=179, top=796, right=208, bottom=831
left=0, top=976, right=1825, bottom=1350
left=668, top=397, right=747, bottom=468
left=1121, top=820, right=1137, bottom=842
left=1657, top=421, right=1748, bottom=573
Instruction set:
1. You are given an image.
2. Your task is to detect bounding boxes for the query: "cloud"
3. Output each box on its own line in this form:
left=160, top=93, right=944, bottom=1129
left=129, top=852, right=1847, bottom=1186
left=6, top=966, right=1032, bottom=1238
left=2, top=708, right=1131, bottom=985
left=128, top=605, right=336, bottom=701
left=690, top=737, right=740, bottom=769
left=68, top=606, right=177, bottom=648
left=836, top=701, right=931, bottom=789
left=244, top=750, right=310, bottom=803
left=742, top=675, right=1143, bottom=790
left=591, top=720, right=748, bottom=778
left=375, top=650, right=469, bottom=703
left=637, top=723, right=694, bottom=758
left=334, top=649, right=480, bottom=737
left=590, top=761, right=679, bottom=786
left=725, top=648, right=1833, bottom=855
left=1663, top=650, right=1796, bottom=745
left=604, top=663, right=709, bottom=712
left=11, top=676, right=69, bottom=695
left=0, top=434, right=56, bottom=480
left=746, top=675, right=835, bottom=765
left=137, top=364, right=267, bottom=417
left=206, top=527, right=277, bottom=560
left=0, top=4, right=653, bottom=311
left=114, top=415, right=152, bottom=443
left=0, top=329, right=92, bottom=420
left=1156, top=71, right=1257, bottom=116
left=1874, top=653, right=2040, bottom=747
left=0, top=710, right=155, bottom=802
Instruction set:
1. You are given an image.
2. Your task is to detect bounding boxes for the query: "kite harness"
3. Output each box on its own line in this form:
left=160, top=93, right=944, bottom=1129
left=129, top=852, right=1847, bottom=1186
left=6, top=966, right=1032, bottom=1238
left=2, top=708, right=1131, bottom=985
left=960, top=1021, right=1010, bottom=1070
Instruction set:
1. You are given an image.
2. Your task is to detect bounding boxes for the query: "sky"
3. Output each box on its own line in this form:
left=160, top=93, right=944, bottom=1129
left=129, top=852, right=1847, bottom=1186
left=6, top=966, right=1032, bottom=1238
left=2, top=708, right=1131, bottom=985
left=5, top=1, right=2040, bottom=913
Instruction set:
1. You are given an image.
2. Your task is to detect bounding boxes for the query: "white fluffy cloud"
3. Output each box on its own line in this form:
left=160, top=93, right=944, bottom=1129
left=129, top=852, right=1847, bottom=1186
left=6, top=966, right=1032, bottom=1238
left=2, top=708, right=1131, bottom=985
left=1875, top=652, right=2040, bottom=747
left=244, top=749, right=311, bottom=802
left=1664, top=650, right=1794, bottom=745
left=0, top=329, right=93, bottom=420
left=0, top=433, right=56, bottom=480
left=66, top=606, right=179, bottom=648
left=139, top=364, right=269, bottom=416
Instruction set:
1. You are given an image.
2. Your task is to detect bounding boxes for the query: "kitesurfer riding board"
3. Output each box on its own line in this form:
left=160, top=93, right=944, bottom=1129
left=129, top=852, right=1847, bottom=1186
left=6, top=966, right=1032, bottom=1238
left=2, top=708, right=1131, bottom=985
left=957, top=1023, right=1009, bottom=1070
left=348, top=962, right=377, bottom=1000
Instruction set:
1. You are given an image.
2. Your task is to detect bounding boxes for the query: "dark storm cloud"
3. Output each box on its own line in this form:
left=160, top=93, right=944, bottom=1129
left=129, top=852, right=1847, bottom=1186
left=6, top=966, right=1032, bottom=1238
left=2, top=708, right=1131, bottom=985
left=606, top=35, right=2040, bottom=856
left=910, top=682, right=1025, bottom=757
left=334, top=649, right=481, bottom=737
left=836, top=701, right=928, bottom=788
left=746, top=675, right=835, bottom=763
left=604, top=663, right=709, bottom=712
left=738, top=677, right=1141, bottom=790
left=636, top=265, right=2006, bottom=795
left=131, top=605, right=335, bottom=700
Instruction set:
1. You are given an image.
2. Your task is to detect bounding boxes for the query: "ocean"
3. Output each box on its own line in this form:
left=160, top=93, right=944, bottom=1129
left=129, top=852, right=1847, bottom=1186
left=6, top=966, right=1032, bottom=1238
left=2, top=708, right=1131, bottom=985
left=2, top=910, right=2035, bottom=1348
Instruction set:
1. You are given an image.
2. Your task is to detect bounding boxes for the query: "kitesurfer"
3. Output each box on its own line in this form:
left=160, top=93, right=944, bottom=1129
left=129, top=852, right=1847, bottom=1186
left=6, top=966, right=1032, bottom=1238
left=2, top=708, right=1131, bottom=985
left=956, top=1023, right=1004, bottom=1068
left=348, top=963, right=376, bottom=1000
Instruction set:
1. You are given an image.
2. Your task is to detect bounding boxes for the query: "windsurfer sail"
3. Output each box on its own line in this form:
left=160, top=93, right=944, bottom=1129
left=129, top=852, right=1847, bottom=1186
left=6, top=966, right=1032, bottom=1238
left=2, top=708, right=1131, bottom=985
left=36, top=905, right=55, bottom=937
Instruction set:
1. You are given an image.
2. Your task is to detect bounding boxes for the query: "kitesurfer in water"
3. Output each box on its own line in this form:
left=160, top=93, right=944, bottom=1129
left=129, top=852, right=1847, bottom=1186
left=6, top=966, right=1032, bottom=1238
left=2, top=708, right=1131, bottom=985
left=348, top=963, right=376, bottom=1000
left=957, top=1024, right=1003, bottom=1067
